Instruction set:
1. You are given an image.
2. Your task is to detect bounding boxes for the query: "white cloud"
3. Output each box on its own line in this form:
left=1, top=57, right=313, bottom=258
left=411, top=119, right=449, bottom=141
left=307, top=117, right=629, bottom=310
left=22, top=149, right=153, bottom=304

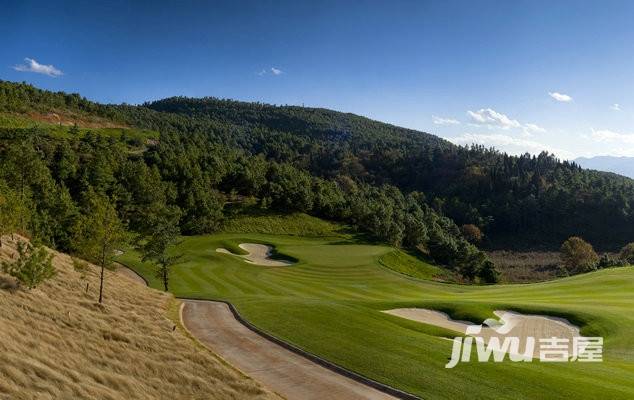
left=583, top=129, right=634, bottom=157
left=448, top=133, right=573, bottom=159
left=549, top=91, right=572, bottom=102
left=432, top=115, right=460, bottom=125
left=522, top=123, right=547, bottom=136
left=466, top=108, right=546, bottom=138
left=258, top=67, right=283, bottom=76
left=467, top=108, right=521, bottom=129
left=610, top=103, right=621, bottom=111
left=590, top=129, right=634, bottom=144
left=13, top=58, right=63, bottom=77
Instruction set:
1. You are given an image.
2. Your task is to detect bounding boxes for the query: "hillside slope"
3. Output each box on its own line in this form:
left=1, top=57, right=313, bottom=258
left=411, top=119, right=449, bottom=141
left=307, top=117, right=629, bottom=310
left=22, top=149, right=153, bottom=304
left=2, top=80, right=634, bottom=249
left=0, top=236, right=276, bottom=400
left=144, top=96, right=634, bottom=249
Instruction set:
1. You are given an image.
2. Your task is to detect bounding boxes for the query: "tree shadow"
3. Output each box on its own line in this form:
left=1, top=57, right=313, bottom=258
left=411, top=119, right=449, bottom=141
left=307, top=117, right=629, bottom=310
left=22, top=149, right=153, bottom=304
left=0, top=274, right=19, bottom=292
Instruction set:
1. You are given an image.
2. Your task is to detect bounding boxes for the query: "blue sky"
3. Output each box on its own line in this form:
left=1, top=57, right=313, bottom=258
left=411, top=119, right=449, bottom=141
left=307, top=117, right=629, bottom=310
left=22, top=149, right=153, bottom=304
left=3, top=0, right=634, bottom=159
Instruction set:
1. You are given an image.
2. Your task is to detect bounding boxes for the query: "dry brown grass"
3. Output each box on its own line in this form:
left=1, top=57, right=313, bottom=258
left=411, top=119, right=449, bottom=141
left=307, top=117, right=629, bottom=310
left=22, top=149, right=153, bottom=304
left=0, top=236, right=278, bottom=400
left=26, top=111, right=128, bottom=128
left=487, top=250, right=566, bottom=283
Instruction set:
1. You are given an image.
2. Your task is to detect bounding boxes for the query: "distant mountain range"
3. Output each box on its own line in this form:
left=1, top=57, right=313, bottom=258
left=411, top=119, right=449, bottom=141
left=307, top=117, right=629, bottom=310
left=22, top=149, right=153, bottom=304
left=574, top=156, right=634, bottom=179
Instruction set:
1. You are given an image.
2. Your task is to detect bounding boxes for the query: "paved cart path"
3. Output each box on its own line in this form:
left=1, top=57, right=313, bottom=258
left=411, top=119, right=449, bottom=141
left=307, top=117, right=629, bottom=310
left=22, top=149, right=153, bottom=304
left=181, top=299, right=398, bottom=400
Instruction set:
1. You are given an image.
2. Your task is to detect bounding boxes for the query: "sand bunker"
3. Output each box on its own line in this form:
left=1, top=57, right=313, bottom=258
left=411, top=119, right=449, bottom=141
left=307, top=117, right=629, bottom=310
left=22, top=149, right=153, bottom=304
left=383, top=308, right=581, bottom=358
left=216, top=243, right=294, bottom=267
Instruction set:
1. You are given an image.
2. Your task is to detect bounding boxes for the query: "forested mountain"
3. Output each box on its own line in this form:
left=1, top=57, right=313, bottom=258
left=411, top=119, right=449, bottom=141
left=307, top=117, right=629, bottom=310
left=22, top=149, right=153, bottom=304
left=145, top=96, right=634, bottom=250
left=1, top=80, right=498, bottom=282
left=1, top=78, right=633, bottom=272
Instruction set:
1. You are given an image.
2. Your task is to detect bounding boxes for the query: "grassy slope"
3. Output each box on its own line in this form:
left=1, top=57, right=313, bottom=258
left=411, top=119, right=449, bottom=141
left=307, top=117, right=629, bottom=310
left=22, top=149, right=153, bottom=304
left=0, top=112, right=158, bottom=142
left=221, top=212, right=347, bottom=237
left=117, top=215, right=634, bottom=400
left=0, top=236, right=275, bottom=400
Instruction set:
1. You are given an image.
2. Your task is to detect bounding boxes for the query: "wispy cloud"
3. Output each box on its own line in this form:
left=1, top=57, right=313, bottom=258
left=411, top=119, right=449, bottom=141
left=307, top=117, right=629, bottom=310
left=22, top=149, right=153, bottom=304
left=448, top=132, right=573, bottom=159
left=548, top=91, right=572, bottom=102
left=610, top=103, right=621, bottom=111
left=466, top=108, right=546, bottom=137
left=13, top=58, right=63, bottom=77
left=258, top=67, right=283, bottom=76
left=523, top=123, right=546, bottom=136
left=432, top=115, right=460, bottom=125
left=591, top=128, right=634, bottom=144
left=467, top=108, right=521, bottom=129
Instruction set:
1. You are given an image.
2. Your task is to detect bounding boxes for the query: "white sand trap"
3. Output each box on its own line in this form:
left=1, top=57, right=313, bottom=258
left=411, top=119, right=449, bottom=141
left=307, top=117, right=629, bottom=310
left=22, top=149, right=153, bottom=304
left=383, top=308, right=581, bottom=358
left=216, top=243, right=294, bottom=267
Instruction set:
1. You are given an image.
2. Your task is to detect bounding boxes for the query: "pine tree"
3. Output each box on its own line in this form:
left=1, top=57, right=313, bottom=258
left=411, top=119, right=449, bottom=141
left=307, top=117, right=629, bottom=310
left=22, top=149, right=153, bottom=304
left=74, top=190, right=128, bottom=303
left=141, top=211, right=182, bottom=291
left=1, top=241, right=55, bottom=289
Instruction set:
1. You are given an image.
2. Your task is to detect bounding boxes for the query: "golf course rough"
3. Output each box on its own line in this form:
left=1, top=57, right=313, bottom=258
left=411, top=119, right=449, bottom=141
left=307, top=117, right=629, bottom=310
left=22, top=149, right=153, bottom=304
left=117, top=230, right=634, bottom=400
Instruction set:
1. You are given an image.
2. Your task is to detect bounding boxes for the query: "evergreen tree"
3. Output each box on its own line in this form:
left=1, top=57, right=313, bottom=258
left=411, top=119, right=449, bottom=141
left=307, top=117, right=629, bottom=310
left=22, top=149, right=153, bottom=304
left=1, top=240, right=55, bottom=289
left=74, top=190, right=128, bottom=303
left=140, top=212, right=182, bottom=291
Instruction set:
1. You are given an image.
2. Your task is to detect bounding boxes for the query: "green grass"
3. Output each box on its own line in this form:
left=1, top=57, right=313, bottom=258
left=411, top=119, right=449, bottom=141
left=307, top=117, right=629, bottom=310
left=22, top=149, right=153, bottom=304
left=378, top=249, right=455, bottom=282
left=221, top=212, right=347, bottom=237
left=0, top=112, right=158, bottom=142
left=118, top=222, right=634, bottom=399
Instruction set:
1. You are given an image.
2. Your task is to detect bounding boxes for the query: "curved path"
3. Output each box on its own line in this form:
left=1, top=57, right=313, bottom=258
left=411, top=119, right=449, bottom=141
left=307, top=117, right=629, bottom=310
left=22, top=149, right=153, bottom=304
left=115, top=263, right=148, bottom=285
left=181, top=300, right=399, bottom=400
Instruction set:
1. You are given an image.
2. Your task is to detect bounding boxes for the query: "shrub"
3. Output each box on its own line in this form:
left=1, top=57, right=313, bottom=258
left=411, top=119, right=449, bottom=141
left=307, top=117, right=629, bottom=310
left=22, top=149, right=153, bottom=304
left=72, top=257, right=89, bottom=279
left=478, top=260, right=499, bottom=283
left=597, top=254, right=628, bottom=269
left=1, top=241, right=55, bottom=289
left=619, top=243, right=634, bottom=264
left=560, top=237, right=599, bottom=273
left=460, top=224, right=483, bottom=244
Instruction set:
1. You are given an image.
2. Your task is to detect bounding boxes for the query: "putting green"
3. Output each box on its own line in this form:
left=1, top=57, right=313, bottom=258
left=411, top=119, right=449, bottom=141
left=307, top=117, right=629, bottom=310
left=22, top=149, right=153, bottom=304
left=118, top=231, right=634, bottom=400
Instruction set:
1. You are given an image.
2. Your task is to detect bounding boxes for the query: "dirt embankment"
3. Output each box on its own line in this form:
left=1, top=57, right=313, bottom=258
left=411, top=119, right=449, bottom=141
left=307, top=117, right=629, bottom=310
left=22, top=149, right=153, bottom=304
left=0, top=235, right=277, bottom=400
left=25, top=110, right=128, bottom=128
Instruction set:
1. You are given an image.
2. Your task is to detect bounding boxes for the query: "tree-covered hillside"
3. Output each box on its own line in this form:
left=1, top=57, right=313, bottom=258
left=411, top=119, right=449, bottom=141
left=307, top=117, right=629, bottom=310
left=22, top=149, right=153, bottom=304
left=0, top=80, right=496, bottom=282
left=2, top=80, right=633, bottom=253
left=145, top=96, right=634, bottom=250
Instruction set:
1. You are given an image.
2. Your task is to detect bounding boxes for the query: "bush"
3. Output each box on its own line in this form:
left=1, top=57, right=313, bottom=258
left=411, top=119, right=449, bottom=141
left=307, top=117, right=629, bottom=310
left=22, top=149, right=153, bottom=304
left=72, top=257, right=90, bottom=279
left=619, top=243, right=634, bottom=264
left=560, top=237, right=599, bottom=273
left=478, top=260, right=499, bottom=283
left=1, top=241, right=55, bottom=289
left=597, top=253, right=628, bottom=269
left=460, top=224, right=483, bottom=244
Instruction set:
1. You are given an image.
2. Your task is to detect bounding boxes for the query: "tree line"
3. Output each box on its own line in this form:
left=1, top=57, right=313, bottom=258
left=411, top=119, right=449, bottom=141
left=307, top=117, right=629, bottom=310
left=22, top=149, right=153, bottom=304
left=10, top=80, right=618, bottom=251
left=2, top=79, right=633, bottom=288
left=0, top=125, right=498, bottom=294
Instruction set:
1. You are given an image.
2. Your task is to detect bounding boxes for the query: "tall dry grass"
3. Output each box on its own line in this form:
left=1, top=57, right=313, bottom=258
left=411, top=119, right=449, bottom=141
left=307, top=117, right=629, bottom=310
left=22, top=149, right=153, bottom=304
left=487, top=250, right=565, bottom=282
left=0, top=236, right=277, bottom=400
